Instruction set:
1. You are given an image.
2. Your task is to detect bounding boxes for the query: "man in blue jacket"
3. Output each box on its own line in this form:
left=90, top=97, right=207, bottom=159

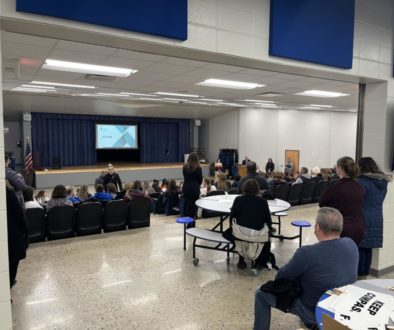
left=254, top=207, right=358, bottom=330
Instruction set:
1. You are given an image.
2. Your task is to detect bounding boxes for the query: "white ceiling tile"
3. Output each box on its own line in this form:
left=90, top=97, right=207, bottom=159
left=112, top=49, right=166, bottom=62
left=55, top=40, right=116, bottom=56
left=1, top=32, right=57, bottom=48
left=143, top=63, right=194, bottom=75
left=2, top=42, right=53, bottom=59
left=47, top=49, right=109, bottom=63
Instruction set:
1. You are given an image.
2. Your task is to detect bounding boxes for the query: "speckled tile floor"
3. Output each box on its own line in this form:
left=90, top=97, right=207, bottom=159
left=10, top=204, right=392, bottom=330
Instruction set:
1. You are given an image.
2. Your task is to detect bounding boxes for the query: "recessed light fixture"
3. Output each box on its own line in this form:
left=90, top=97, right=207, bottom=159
left=300, top=106, right=321, bottom=110
left=310, top=104, right=333, bottom=108
left=22, top=84, right=55, bottom=89
left=200, top=98, right=223, bottom=102
left=42, top=59, right=137, bottom=77
left=97, top=93, right=129, bottom=97
left=196, top=79, right=265, bottom=90
left=163, top=98, right=188, bottom=102
left=244, top=99, right=275, bottom=103
left=156, top=92, right=199, bottom=98
left=120, top=92, right=157, bottom=97
left=31, top=81, right=95, bottom=89
left=12, top=87, right=55, bottom=93
left=187, top=101, right=208, bottom=105
left=296, top=90, right=349, bottom=98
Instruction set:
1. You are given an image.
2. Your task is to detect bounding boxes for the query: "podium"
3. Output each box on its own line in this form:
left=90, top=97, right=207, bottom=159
left=238, top=165, right=247, bottom=177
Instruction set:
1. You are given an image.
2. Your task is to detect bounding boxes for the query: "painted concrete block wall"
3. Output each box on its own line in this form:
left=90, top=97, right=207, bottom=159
left=236, top=108, right=357, bottom=172
left=0, top=29, right=13, bottom=330
left=207, top=109, right=239, bottom=162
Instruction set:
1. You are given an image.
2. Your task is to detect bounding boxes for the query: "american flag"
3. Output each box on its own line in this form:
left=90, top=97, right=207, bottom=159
left=25, top=139, right=33, bottom=173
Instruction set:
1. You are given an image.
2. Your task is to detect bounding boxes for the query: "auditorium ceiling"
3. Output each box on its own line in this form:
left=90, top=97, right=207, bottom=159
left=2, top=32, right=359, bottom=120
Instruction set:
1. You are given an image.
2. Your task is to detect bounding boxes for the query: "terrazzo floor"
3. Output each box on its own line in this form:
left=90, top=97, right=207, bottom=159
left=10, top=204, right=391, bottom=330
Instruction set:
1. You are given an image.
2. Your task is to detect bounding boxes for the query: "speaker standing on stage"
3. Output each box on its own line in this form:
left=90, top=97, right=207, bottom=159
left=103, top=164, right=122, bottom=192
left=182, top=152, right=203, bottom=226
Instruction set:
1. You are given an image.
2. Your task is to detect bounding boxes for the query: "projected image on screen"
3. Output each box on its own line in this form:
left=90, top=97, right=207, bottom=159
left=96, top=124, right=138, bottom=149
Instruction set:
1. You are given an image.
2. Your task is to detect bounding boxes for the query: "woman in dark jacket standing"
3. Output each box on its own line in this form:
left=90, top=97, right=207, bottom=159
left=265, top=158, right=275, bottom=173
left=182, top=152, right=202, bottom=225
left=357, top=157, right=392, bottom=278
left=6, top=181, right=29, bottom=288
left=319, top=156, right=364, bottom=245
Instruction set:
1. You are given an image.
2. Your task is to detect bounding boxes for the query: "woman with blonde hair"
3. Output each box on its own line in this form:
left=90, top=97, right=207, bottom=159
left=77, top=185, right=91, bottom=201
left=200, top=177, right=216, bottom=196
left=216, top=173, right=230, bottom=192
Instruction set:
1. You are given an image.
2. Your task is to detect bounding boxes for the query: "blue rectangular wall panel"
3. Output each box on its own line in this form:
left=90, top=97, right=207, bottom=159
left=16, top=0, right=188, bottom=41
left=269, top=0, right=355, bottom=69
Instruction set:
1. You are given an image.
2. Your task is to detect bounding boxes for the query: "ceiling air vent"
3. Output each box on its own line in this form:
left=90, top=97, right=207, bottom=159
left=84, top=74, right=118, bottom=82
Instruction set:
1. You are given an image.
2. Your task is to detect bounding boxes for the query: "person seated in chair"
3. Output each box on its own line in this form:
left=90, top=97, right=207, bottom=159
left=237, top=161, right=269, bottom=194
left=269, top=172, right=287, bottom=188
left=23, top=186, right=43, bottom=209
left=151, top=179, right=161, bottom=193
left=293, top=167, right=311, bottom=184
left=76, top=185, right=92, bottom=202
left=231, top=175, right=241, bottom=188
left=47, top=185, right=73, bottom=212
left=200, top=177, right=217, bottom=197
left=216, top=173, right=231, bottom=192
left=124, top=181, right=146, bottom=201
left=66, top=186, right=81, bottom=204
left=91, top=184, right=113, bottom=202
left=106, top=183, right=118, bottom=199
left=241, top=155, right=250, bottom=166
left=253, top=207, right=358, bottom=330
left=223, top=179, right=273, bottom=269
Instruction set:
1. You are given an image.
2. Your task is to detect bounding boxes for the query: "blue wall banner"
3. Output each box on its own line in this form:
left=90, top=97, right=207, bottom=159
left=269, top=0, right=355, bottom=69
left=16, top=0, right=188, bottom=41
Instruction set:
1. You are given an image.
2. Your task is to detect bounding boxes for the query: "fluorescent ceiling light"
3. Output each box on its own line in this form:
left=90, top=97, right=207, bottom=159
left=42, top=59, right=137, bottom=77
left=22, top=84, right=55, bottom=89
left=200, top=98, right=223, bottom=102
left=97, top=93, right=129, bottom=97
left=187, top=101, right=208, bottom=105
left=218, top=102, right=246, bottom=107
left=244, top=99, right=275, bottom=103
left=31, top=81, right=95, bottom=89
left=310, top=104, right=333, bottom=108
left=138, top=98, right=165, bottom=102
left=120, top=92, right=157, bottom=97
left=296, top=90, right=349, bottom=98
left=300, top=106, right=321, bottom=110
left=12, top=87, right=54, bottom=93
left=156, top=92, right=199, bottom=98
left=163, top=98, right=188, bottom=102
left=196, top=79, right=265, bottom=90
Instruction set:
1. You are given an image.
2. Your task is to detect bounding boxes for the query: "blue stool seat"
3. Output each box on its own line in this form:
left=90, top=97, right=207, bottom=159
left=176, top=217, right=194, bottom=224
left=176, top=217, right=194, bottom=250
left=291, top=220, right=311, bottom=227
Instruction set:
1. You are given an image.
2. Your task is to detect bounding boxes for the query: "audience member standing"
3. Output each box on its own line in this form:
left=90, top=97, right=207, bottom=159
left=103, top=164, right=122, bottom=192
left=319, top=156, right=364, bottom=245
left=265, top=158, right=275, bottom=173
left=6, top=181, right=29, bottom=288
left=47, top=185, right=73, bottom=212
left=5, top=154, right=28, bottom=204
left=182, top=152, right=203, bottom=225
left=237, top=161, right=269, bottom=194
left=357, top=157, right=391, bottom=279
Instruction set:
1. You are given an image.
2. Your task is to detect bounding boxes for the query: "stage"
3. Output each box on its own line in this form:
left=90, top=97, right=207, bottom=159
left=35, top=163, right=209, bottom=189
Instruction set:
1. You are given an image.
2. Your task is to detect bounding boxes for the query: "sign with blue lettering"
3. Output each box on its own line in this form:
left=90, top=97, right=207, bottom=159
left=16, top=0, right=188, bottom=41
left=269, top=0, right=355, bottom=69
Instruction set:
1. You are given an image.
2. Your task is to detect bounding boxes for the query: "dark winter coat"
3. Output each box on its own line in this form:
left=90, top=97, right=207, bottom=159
left=357, top=172, right=392, bottom=248
left=6, top=187, right=29, bottom=263
left=319, top=178, right=365, bottom=245
left=103, top=172, right=122, bottom=192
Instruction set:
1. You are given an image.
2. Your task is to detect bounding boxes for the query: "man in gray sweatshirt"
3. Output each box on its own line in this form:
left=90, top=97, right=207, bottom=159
left=254, top=207, right=358, bottom=330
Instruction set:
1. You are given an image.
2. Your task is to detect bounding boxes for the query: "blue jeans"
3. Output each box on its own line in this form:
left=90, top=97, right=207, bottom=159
left=254, top=289, right=316, bottom=330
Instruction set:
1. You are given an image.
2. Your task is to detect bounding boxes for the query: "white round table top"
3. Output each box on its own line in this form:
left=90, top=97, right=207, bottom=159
left=195, top=194, right=290, bottom=214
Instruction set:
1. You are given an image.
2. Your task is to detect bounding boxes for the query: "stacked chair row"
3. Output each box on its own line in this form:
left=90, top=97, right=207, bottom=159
left=272, top=179, right=337, bottom=206
left=26, top=198, right=151, bottom=243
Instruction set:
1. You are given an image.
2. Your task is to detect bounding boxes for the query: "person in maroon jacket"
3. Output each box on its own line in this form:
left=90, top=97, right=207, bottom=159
left=319, top=156, right=365, bottom=245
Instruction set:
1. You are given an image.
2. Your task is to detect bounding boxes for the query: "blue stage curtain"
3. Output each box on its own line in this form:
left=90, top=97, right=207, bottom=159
left=32, top=113, right=190, bottom=167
